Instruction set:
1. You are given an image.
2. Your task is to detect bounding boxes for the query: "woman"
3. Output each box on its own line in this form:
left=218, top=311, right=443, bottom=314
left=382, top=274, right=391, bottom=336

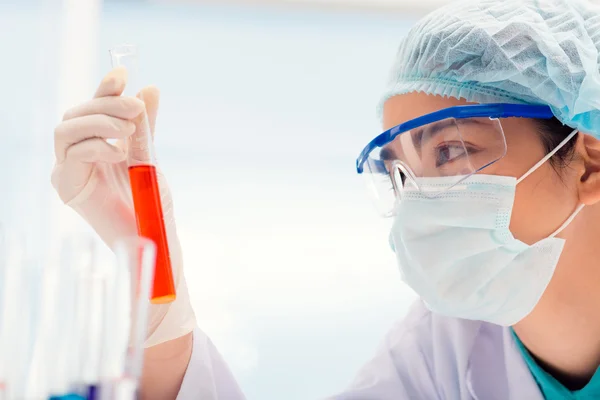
left=50, top=0, right=600, bottom=398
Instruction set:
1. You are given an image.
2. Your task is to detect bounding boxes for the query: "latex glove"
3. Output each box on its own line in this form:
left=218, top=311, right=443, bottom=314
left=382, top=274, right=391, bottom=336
left=51, top=67, right=196, bottom=348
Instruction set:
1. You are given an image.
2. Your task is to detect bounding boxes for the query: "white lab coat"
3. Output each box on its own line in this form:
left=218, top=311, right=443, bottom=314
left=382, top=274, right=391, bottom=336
left=177, top=300, right=543, bottom=399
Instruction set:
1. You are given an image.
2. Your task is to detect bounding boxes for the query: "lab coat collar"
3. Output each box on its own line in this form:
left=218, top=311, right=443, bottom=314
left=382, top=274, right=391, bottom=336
left=466, top=323, right=543, bottom=400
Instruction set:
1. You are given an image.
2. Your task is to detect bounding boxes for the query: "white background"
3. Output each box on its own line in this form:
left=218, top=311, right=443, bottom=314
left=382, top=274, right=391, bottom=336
left=0, top=0, right=450, bottom=398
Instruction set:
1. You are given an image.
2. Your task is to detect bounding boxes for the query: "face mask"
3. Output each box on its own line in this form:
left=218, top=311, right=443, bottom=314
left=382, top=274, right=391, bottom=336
left=389, top=129, right=582, bottom=326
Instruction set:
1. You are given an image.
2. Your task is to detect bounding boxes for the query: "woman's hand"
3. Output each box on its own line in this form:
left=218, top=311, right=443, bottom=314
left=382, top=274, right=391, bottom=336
left=51, top=67, right=197, bottom=397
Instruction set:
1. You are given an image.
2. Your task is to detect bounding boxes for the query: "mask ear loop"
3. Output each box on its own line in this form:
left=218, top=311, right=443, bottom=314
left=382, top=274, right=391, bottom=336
left=513, top=127, right=582, bottom=238
left=516, top=129, right=579, bottom=184
left=549, top=204, right=585, bottom=238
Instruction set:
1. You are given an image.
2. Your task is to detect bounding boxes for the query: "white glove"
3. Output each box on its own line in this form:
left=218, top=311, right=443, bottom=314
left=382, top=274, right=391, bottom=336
left=51, top=67, right=196, bottom=348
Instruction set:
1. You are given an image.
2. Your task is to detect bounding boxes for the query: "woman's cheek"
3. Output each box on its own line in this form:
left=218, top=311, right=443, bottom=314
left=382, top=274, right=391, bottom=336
left=510, top=169, right=578, bottom=244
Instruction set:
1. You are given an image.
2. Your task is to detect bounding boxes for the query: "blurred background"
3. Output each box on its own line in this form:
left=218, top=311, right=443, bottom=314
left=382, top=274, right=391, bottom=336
left=0, top=0, right=453, bottom=398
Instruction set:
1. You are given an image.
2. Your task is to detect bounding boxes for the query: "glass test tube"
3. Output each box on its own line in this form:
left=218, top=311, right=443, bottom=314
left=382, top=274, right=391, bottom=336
left=0, top=231, right=33, bottom=400
left=68, top=236, right=101, bottom=399
left=113, top=237, right=156, bottom=398
left=98, top=242, right=130, bottom=389
left=48, top=235, right=89, bottom=400
left=108, top=44, right=176, bottom=305
left=0, top=226, right=10, bottom=399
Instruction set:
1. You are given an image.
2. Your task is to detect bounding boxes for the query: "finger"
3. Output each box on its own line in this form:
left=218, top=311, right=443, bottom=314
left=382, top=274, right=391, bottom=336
left=65, top=137, right=126, bottom=164
left=94, top=66, right=128, bottom=99
left=156, top=167, right=175, bottom=222
left=62, top=96, right=145, bottom=122
left=127, top=113, right=153, bottom=164
left=54, top=115, right=135, bottom=163
left=137, top=85, right=160, bottom=139
left=128, top=85, right=160, bottom=163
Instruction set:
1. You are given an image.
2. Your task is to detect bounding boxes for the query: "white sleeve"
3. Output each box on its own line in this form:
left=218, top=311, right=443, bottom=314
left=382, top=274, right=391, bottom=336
left=176, top=326, right=246, bottom=400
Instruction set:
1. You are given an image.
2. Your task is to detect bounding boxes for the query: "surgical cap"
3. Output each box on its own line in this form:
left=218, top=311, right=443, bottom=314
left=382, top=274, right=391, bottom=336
left=379, top=0, right=600, bottom=136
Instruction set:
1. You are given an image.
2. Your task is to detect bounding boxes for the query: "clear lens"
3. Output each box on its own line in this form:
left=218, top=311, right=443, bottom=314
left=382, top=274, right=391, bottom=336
left=363, top=117, right=506, bottom=217
left=363, top=157, right=397, bottom=217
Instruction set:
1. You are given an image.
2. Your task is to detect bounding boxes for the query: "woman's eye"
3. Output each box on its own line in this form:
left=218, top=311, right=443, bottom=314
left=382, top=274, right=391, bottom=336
left=435, top=144, right=466, bottom=167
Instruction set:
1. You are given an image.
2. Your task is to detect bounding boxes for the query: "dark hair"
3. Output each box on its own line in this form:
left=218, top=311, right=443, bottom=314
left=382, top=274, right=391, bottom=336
left=534, top=117, right=578, bottom=171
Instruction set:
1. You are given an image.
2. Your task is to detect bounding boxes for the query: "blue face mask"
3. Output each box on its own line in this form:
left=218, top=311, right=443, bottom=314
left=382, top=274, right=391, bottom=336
left=389, top=129, right=583, bottom=326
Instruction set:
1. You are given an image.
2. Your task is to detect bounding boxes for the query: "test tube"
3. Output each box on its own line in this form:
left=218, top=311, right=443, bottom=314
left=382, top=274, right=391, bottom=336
left=0, top=231, right=32, bottom=400
left=118, top=237, right=156, bottom=378
left=0, top=226, right=10, bottom=398
left=108, top=44, right=176, bottom=305
left=47, top=235, right=90, bottom=400
left=23, top=251, right=60, bottom=400
left=62, top=235, right=101, bottom=400
left=109, top=237, right=156, bottom=399
left=98, top=243, right=131, bottom=384
left=97, top=237, right=134, bottom=400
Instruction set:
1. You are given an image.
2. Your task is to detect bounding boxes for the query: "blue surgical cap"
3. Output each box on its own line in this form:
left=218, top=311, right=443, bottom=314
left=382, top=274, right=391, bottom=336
left=379, top=0, right=600, bottom=136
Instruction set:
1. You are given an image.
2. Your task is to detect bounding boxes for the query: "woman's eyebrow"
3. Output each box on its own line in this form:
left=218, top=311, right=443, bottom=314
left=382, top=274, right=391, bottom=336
left=380, top=146, right=398, bottom=161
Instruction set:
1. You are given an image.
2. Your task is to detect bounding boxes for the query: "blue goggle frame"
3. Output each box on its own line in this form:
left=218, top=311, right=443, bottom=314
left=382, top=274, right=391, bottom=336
left=355, top=103, right=555, bottom=174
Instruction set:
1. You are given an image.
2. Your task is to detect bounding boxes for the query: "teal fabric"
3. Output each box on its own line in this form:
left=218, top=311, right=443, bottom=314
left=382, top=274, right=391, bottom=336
left=511, top=328, right=600, bottom=399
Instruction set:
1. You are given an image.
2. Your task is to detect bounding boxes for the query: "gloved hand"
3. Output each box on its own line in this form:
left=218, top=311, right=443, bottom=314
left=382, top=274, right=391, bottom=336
left=51, top=67, right=196, bottom=348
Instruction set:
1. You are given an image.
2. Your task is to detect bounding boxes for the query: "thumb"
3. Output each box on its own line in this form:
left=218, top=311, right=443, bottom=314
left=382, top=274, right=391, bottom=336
left=137, top=85, right=160, bottom=140
left=128, top=86, right=160, bottom=164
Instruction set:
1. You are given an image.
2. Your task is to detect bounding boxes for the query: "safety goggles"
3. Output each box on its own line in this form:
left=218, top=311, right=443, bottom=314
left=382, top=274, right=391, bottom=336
left=356, top=103, right=555, bottom=217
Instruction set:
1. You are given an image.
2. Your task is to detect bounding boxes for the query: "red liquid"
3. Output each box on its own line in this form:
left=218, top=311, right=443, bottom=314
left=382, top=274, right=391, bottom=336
left=128, top=165, right=176, bottom=304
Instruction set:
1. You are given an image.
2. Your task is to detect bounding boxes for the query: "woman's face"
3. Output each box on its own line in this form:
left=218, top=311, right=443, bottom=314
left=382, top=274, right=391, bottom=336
left=383, top=92, right=600, bottom=329
left=382, top=92, right=581, bottom=245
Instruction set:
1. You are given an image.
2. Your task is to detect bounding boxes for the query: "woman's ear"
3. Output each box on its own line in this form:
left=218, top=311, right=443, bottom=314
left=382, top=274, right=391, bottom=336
left=577, top=133, right=600, bottom=206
